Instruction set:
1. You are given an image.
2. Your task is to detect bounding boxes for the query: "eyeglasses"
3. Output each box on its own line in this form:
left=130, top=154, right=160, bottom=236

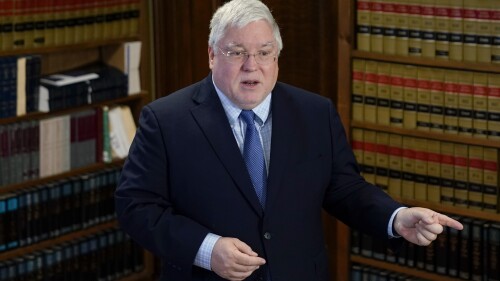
left=217, top=47, right=277, bottom=65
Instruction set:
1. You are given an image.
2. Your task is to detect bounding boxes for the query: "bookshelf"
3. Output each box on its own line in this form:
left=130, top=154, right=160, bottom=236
left=0, top=0, right=155, bottom=280
left=338, top=0, right=500, bottom=280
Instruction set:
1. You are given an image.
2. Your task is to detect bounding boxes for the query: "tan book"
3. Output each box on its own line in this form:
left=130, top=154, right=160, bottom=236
left=440, top=142, right=455, bottom=205
left=128, top=0, right=140, bottom=36
left=403, top=65, right=418, bottom=129
left=468, top=145, right=484, bottom=210
left=453, top=143, right=468, bottom=209
left=42, top=0, right=55, bottom=46
left=483, top=147, right=499, bottom=212
left=448, top=0, right=464, bottom=61
left=375, top=132, right=390, bottom=191
left=81, top=1, right=95, bottom=42
left=21, top=0, right=35, bottom=49
left=363, top=130, right=378, bottom=185
left=488, top=73, right=500, bottom=140
left=370, top=1, right=384, bottom=53
left=457, top=71, right=474, bottom=136
left=408, top=0, right=423, bottom=56
left=493, top=5, right=500, bottom=63
left=381, top=0, right=397, bottom=54
left=72, top=0, right=85, bottom=44
left=434, top=0, right=450, bottom=59
left=62, top=0, right=77, bottom=45
left=351, top=128, right=365, bottom=171
left=357, top=0, right=372, bottom=51
left=395, top=0, right=410, bottom=56
left=0, top=0, right=15, bottom=51
left=390, top=63, right=405, bottom=127
left=377, top=62, right=392, bottom=125
left=427, top=140, right=441, bottom=203
left=93, top=0, right=105, bottom=41
left=364, top=60, right=378, bottom=123
left=33, top=0, right=50, bottom=47
left=402, top=136, right=416, bottom=199
left=420, top=0, right=436, bottom=58
left=463, top=0, right=478, bottom=62
left=444, top=70, right=459, bottom=134
left=388, top=134, right=403, bottom=197
left=414, top=137, right=428, bottom=201
left=430, top=68, right=445, bottom=132
left=352, top=59, right=366, bottom=122
left=12, top=0, right=28, bottom=49
left=52, top=0, right=66, bottom=46
left=16, top=57, right=27, bottom=116
left=472, top=72, right=489, bottom=138
left=417, top=67, right=432, bottom=131
left=476, top=0, right=492, bottom=63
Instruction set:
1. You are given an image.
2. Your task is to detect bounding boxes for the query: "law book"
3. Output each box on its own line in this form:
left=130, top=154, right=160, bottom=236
left=52, top=0, right=67, bottom=46
left=407, top=0, right=422, bottom=56
left=447, top=216, right=461, bottom=277
left=483, top=147, right=499, bottom=213
left=476, top=0, right=493, bottom=63
left=47, top=181, right=62, bottom=238
left=0, top=56, right=17, bottom=118
left=435, top=215, right=448, bottom=274
left=487, top=223, right=500, bottom=280
left=454, top=143, right=469, bottom=208
left=381, top=0, right=397, bottom=54
left=0, top=195, right=7, bottom=252
left=463, top=0, right=478, bottom=62
left=12, top=0, right=28, bottom=49
left=488, top=73, right=500, bottom=140
left=394, top=0, right=410, bottom=56
left=370, top=1, right=384, bottom=53
left=93, top=1, right=106, bottom=41
left=32, top=0, right=49, bottom=47
left=16, top=56, right=27, bottom=116
left=470, top=72, right=489, bottom=138
left=351, top=128, right=365, bottom=174
left=6, top=193, right=19, bottom=250
left=493, top=5, right=500, bottom=64
left=7, top=122, right=22, bottom=185
left=81, top=1, right=96, bottom=42
left=448, top=0, right=464, bottom=61
left=420, top=0, right=436, bottom=58
left=440, top=141, right=455, bottom=205
left=459, top=217, right=473, bottom=279
left=434, top=0, right=450, bottom=59
left=364, top=60, right=378, bottom=123
left=427, top=139, right=441, bottom=203
left=0, top=0, right=15, bottom=51
left=468, top=145, right=484, bottom=210
left=416, top=67, right=432, bottom=131
left=457, top=70, right=474, bottom=136
left=444, top=70, right=460, bottom=134
left=401, top=136, right=415, bottom=199
left=389, top=63, right=405, bottom=127
left=375, top=132, right=389, bottom=191
left=471, top=220, right=486, bottom=280
left=429, top=68, right=445, bottom=132
left=413, top=137, right=428, bottom=201
left=42, top=0, right=56, bottom=46
left=72, top=0, right=86, bottom=44
left=362, top=130, right=377, bottom=185
left=59, top=179, right=73, bottom=235
left=128, top=0, right=140, bottom=36
left=388, top=133, right=403, bottom=197
left=376, top=62, right=391, bottom=125
left=20, top=121, right=31, bottom=181
left=403, top=65, right=418, bottom=129
left=25, top=55, right=42, bottom=114
left=0, top=125, right=10, bottom=186
left=357, top=0, right=372, bottom=51
left=352, top=59, right=366, bottom=122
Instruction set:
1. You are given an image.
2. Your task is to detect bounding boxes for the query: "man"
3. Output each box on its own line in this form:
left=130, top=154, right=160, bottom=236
left=115, top=0, right=463, bottom=280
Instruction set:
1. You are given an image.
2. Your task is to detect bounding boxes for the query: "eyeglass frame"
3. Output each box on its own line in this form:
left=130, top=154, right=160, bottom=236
left=216, top=46, right=278, bottom=65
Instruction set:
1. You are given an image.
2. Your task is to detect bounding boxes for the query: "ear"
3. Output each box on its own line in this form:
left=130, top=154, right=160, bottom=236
left=208, top=46, right=215, bottom=69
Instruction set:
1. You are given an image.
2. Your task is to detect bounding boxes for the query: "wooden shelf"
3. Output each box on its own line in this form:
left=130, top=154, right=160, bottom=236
left=351, top=255, right=460, bottom=281
left=0, top=159, right=125, bottom=194
left=0, top=92, right=148, bottom=125
left=120, top=251, right=156, bottom=281
left=352, top=50, right=500, bottom=73
left=351, top=121, right=500, bottom=149
left=0, top=36, right=140, bottom=56
left=396, top=198, right=500, bottom=222
left=0, top=221, right=117, bottom=261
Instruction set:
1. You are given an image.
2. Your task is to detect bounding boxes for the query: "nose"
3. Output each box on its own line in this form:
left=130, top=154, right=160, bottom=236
left=242, top=54, right=258, bottom=71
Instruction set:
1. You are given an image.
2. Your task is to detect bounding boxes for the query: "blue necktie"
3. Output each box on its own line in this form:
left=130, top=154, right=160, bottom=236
left=240, top=110, right=267, bottom=207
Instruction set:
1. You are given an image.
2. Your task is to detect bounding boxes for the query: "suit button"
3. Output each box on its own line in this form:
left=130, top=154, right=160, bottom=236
left=263, top=232, right=271, bottom=240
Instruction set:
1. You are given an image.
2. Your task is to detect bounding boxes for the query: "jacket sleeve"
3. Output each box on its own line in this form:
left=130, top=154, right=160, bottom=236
left=115, top=105, right=210, bottom=275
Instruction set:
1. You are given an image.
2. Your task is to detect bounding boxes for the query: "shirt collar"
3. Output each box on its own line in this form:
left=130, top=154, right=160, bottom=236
left=212, top=79, right=272, bottom=126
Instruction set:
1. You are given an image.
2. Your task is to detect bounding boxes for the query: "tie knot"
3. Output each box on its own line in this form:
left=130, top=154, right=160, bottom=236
left=240, top=110, right=256, bottom=125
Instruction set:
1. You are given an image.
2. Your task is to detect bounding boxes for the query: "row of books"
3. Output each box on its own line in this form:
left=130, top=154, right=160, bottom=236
left=351, top=264, right=428, bottom=281
left=351, top=216, right=500, bottom=280
left=0, top=227, right=144, bottom=281
left=0, top=0, right=141, bottom=50
left=0, top=55, right=41, bottom=119
left=352, top=59, right=500, bottom=139
left=356, top=0, right=500, bottom=63
left=0, top=105, right=136, bottom=186
left=352, top=128, right=499, bottom=212
left=0, top=167, right=120, bottom=252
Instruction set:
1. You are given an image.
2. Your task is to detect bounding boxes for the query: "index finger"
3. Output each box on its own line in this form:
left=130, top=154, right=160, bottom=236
left=236, top=253, right=266, bottom=267
left=436, top=213, right=463, bottom=230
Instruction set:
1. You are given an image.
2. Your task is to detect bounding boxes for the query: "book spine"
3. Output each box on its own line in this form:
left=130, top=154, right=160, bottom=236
left=488, top=74, right=500, bottom=140
left=420, top=0, right=436, bottom=58
left=395, top=0, right=410, bottom=56
left=472, top=72, right=489, bottom=138
left=388, top=134, right=403, bottom=197
left=363, top=130, right=377, bottom=185
left=375, top=132, right=390, bottom=191
left=352, top=59, right=366, bottom=122
left=364, top=60, right=378, bottom=123
left=444, top=70, right=460, bottom=134
left=376, top=62, right=392, bottom=125
left=457, top=71, right=474, bottom=136
left=476, top=0, right=492, bottom=63
left=370, top=1, right=384, bottom=52
left=408, top=0, right=423, bottom=56
left=390, top=63, right=405, bottom=127
left=416, top=67, right=432, bottom=131
left=403, top=65, right=418, bottom=129
left=382, top=0, right=397, bottom=54
left=492, top=6, right=500, bottom=63
left=440, top=141, right=455, bottom=205
left=427, top=139, right=441, bottom=203
left=434, top=0, right=450, bottom=59
left=482, top=148, right=499, bottom=213
left=357, top=0, right=372, bottom=51
left=468, top=145, right=484, bottom=210
left=401, top=136, right=416, bottom=199
left=430, top=68, right=445, bottom=132
left=352, top=128, right=365, bottom=175
left=454, top=143, right=469, bottom=208
left=449, top=0, right=464, bottom=61
left=463, top=0, right=478, bottom=62
left=413, top=137, right=428, bottom=201
left=459, top=218, right=472, bottom=279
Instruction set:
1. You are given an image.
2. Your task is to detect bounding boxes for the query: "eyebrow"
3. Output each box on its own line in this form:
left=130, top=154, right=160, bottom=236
left=226, top=41, right=275, bottom=49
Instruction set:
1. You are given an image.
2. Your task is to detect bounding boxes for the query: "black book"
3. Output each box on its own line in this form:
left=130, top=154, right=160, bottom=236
left=471, top=220, right=486, bottom=281
left=487, top=223, right=500, bottom=281
left=459, top=218, right=473, bottom=280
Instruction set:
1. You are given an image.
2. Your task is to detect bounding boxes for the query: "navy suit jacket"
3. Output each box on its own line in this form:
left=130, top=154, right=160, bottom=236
left=115, top=74, right=404, bottom=281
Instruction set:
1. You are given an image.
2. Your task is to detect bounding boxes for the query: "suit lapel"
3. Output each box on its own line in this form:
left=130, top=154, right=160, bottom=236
left=190, top=76, right=264, bottom=216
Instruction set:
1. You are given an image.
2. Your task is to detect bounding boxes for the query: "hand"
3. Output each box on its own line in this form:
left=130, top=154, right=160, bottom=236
left=211, top=237, right=266, bottom=281
left=394, top=207, right=463, bottom=246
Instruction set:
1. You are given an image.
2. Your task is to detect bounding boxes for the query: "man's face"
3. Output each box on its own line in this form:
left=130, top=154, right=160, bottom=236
left=209, top=20, right=279, bottom=110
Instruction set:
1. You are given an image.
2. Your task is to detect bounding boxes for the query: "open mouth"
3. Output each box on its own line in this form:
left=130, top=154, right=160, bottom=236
left=242, top=80, right=259, bottom=86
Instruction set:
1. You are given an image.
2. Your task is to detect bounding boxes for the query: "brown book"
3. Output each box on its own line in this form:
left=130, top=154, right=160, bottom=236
left=483, top=147, right=499, bottom=213
left=440, top=142, right=455, bottom=205
left=488, top=73, right=500, bottom=140
left=457, top=70, right=474, bottom=136
left=427, top=139, right=441, bottom=203
left=463, top=0, right=478, bottom=62
left=388, top=134, right=403, bottom=197
left=370, top=1, right=384, bottom=53
left=401, top=136, right=416, bottom=199
left=454, top=144, right=469, bottom=209
left=381, top=0, right=397, bottom=54
left=395, top=0, right=409, bottom=56
left=449, top=0, right=464, bottom=61
left=352, top=59, right=366, bottom=122
left=420, top=0, right=436, bottom=58
left=444, top=70, right=460, bottom=134
left=363, top=130, right=377, bottom=185
left=430, top=68, right=445, bottom=132
left=403, top=65, right=418, bottom=129
left=476, top=0, right=492, bottom=63
left=468, top=145, right=484, bottom=210
left=377, top=62, right=391, bottom=126
left=416, top=67, right=432, bottom=131
left=407, top=1, right=422, bottom=56
left=364, top=60, right=378, bottom=124
left=473, top=72, right=489, bottom=138
left=375, top=132, right=390, bottom=191
left=413, top=137, right=428, bottom=201
left=390, top=63, right=405, bottom=127
left=434, top=0, right=450, bottom=59
left=357, top=0, right=372, bottom=51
